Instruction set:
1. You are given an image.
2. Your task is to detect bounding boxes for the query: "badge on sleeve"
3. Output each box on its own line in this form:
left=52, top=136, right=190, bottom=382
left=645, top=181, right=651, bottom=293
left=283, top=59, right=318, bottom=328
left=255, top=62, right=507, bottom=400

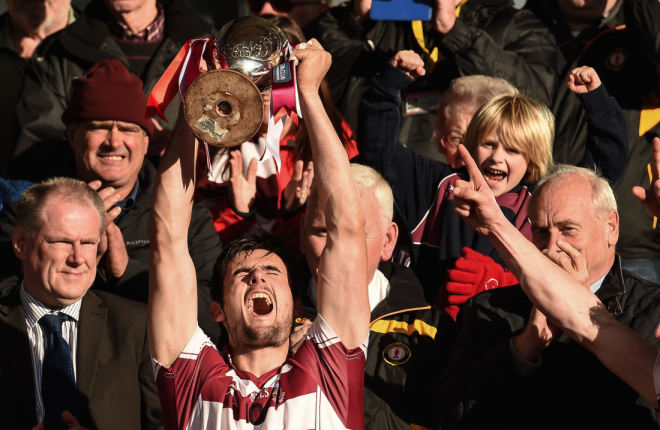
left=605, top=48, right=628, bottom=71
left=383, top=342, right=411, bottom=366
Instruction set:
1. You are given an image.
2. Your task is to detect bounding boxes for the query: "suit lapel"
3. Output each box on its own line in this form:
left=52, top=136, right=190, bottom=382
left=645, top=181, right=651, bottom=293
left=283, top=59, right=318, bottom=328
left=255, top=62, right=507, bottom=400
left=0, top=288, right=38, bottom=426
left=76, top=291, right=107, bottom=402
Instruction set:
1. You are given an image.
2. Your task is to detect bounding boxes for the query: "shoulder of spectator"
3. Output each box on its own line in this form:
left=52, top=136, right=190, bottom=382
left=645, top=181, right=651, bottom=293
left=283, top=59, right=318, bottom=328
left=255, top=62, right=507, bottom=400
left=620, top=271, right=660, bottom=339
left=85, top=289, right=148, bottom=329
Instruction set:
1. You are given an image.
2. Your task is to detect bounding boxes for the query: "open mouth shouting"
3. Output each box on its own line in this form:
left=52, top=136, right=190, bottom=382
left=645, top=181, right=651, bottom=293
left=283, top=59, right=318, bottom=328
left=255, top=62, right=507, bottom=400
left=246, top=290, right=274, bottom=317
left=483, top=167, right=507, bottom=187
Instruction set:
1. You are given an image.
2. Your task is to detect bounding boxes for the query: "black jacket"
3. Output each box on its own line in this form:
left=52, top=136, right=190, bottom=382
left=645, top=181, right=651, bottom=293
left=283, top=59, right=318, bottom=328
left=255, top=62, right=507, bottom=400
left=302, top=262, right=457, bottom=429
left=0, top=160, right=223, bottom=342
left=358, top=63, right=628, bottom=301
left=317, top=0, right=558, bottom=158
left=10, top=0, right=214, bottom=182
left=438, top=255, right=660, bottom=429
left=526, top=0, right=660, bottom=261
left=0, top=280, right=163, bottom=430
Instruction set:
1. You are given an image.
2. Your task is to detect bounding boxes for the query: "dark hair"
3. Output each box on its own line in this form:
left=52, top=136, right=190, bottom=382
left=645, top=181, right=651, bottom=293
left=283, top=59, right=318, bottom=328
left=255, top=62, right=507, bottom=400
left=209, top=229, right=301, bottom=307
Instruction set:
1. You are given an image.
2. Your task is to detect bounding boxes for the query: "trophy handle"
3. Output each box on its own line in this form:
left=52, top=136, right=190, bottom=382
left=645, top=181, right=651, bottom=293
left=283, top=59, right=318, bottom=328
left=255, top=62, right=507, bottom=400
left=183, top=69, right=264, bottom=147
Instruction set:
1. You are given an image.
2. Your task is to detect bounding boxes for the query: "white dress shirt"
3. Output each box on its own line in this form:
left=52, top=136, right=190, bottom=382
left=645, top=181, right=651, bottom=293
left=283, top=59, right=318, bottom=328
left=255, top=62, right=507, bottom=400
left=590, top=273, right=608, bottom=294
left=20, top=283, right=81, bottom=424
left=308, top=269, right=391, bottom=313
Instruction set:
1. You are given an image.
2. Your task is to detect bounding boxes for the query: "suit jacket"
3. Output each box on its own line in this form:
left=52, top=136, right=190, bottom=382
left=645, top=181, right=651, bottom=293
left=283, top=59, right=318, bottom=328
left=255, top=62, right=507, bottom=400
left=0, top=279, right=163, bottom=430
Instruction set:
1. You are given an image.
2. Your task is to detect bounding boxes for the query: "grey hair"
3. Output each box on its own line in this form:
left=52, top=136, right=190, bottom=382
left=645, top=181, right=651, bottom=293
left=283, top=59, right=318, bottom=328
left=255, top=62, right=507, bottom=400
left=350, top=163, right=394, bottom=224
left=438, top=75, right=519, bottom=121
left=533, top=164, right=617, bottom=221
left=16, top=177, right=106, bottom=237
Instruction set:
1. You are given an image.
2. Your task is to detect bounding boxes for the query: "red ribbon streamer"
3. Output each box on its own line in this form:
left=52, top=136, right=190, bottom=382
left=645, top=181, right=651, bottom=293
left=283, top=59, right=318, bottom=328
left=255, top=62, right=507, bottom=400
left=271, top=60, right=299, bottom=125
left=144, top=37, right=219, bottom=122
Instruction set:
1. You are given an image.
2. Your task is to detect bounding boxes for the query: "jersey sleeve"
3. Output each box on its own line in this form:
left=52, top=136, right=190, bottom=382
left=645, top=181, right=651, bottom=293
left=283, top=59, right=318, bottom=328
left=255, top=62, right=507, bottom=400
left=290, top=313, right=368, bottom=429
left=151, top=326, right=227, bottom=430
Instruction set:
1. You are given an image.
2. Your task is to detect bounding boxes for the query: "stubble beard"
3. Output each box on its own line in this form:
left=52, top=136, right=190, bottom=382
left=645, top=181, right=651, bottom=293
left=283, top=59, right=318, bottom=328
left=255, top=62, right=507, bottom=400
left=225, top=306, right=293, bottom=348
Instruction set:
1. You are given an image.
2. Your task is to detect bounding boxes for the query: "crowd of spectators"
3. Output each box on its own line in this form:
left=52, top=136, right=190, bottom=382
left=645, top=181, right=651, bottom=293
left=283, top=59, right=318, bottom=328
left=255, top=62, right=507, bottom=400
left=1, top=0, right=660, bottom=429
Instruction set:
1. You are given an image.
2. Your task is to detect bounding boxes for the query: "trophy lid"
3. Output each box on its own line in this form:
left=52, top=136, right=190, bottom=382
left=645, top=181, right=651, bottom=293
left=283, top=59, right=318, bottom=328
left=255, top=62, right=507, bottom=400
left=216, top=16, right=289, bottom=93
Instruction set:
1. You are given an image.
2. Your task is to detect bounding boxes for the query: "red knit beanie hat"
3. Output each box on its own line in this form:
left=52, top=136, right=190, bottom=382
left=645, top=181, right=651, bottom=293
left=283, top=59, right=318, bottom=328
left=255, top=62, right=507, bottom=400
left=62, top=59, right=154, bottom=135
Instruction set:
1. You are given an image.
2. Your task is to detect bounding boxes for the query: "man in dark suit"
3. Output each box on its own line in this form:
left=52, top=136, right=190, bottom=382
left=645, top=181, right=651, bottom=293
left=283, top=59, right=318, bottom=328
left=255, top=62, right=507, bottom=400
left=0, top=178, right=162, bottom=430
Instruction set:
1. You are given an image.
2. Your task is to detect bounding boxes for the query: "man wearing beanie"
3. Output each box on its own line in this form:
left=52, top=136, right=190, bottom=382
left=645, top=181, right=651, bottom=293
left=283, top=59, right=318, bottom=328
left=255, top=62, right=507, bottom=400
left=0, top=59, right=223, bottom=343
left=10, top=0, right=214, bottom=183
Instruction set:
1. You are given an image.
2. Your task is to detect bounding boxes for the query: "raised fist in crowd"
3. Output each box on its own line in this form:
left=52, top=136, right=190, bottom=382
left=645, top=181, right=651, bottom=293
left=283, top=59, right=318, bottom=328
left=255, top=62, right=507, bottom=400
left=567, top=66, right=602, bottom=94
left=390, top=50, right=426, bottom=79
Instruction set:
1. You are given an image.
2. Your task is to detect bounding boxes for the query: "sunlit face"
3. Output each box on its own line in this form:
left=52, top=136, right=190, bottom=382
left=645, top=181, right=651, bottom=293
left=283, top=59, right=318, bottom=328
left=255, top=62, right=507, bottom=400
left=13, top=200, right=100, bottom=308
left=435, top=108, right=477, bottom=169
left=7, top=0, right=70, bottom=32
left=528, top=176, right=618, bottom=284
left=474, top=126, right=530, bottom=197
left=218, top=250, right=294, bottom=348
left=68, top=120, right=148, bottom=193
left=303, top=190, right=396, bottom=284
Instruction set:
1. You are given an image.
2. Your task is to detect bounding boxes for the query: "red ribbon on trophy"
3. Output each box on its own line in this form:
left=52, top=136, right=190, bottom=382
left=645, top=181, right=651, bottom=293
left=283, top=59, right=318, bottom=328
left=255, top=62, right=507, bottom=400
left=144, top=37, right=219, bottom=122
left=262, top=45, right=302, bottom=171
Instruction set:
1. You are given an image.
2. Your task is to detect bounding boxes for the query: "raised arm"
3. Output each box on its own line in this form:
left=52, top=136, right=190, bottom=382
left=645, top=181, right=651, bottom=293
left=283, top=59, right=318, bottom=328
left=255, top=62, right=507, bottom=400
left=148, top=108, right=199, bottom=367
left=298, top=41, right=369, bottom=350
left=568, top=66, right=629, bottom=185
left=452, top=144, right=659, bottom=408
left=358, top=52, right=452, bottom=230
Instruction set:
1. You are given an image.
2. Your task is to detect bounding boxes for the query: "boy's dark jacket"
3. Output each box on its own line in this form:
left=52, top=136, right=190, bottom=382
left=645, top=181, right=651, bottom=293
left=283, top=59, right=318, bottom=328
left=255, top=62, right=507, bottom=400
left=357, top=64, right=628, bottom=301
left=438, top=255, right=660, bottom=429
left=301, top=262, right=457, bottom=430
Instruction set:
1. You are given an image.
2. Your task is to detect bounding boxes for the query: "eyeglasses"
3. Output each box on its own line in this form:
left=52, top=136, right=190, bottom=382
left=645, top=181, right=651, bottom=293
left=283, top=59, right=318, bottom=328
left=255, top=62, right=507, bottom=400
left=246, top=0, right=325, bottom=13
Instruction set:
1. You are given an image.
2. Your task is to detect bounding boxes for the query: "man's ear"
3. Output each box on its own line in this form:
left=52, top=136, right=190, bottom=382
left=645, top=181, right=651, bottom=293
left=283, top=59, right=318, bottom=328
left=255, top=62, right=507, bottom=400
left=143, top=134, right=149, bottom=155
left=606, top=209, right=619, bottom=247
left=210, top=301, right=226, bottom=323
left=381, top=222, right=399, bottom=262
left=293, top=297, right=303, bottom=319
left=12, top=226, right=27, bottom=260
left=66, top=123, right=77, bottom=150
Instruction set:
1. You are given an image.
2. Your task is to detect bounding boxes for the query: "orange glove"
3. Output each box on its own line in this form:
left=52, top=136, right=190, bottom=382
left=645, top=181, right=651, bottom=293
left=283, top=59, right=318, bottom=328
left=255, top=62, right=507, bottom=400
left=435, top=248, right=518, bottom=321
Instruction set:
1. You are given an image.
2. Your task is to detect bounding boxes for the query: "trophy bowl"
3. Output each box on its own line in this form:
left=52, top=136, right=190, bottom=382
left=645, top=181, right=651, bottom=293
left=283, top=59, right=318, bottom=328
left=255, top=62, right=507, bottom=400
left=183, top=16, right=288, bottom=147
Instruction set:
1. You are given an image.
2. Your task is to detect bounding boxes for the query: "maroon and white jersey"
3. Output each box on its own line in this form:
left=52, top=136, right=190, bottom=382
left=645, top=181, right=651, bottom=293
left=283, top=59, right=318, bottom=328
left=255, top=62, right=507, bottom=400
left=152, top=314, right=367, bottom=429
